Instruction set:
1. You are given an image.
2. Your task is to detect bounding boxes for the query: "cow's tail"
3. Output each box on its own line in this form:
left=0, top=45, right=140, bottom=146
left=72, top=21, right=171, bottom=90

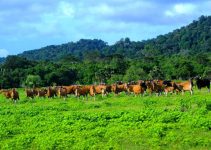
left=189, top=78, right=194, bottom=95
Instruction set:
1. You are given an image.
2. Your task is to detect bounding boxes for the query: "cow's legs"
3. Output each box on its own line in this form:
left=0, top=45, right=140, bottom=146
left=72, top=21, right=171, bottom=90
left=190, top=90, right=193, bottom=95
left=182, top=90, right=184, bottom=95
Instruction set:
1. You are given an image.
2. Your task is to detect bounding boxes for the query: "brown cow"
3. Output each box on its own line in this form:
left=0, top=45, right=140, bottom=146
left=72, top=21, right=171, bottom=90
left=163, top=82, right=181, bottom=96
left=32, top=88, right=39, bottom=96
left=0, top=89, right=12, bottom=99
left=146, top=80, right=164, bottom=96
left=75, top=85, right=95, bottom=100
left=62, top=85, right=78, bottom=95
left=58, top=87, right=68, bottom=99
left=105, top=85, right=112, bottom=95
left=137, top=80, right=147, bottom=92
left=11, top=88, right=19, bottom=103
left=111, top=83, right=128, bottom=95
left=127, top=84, right=145, bottom=96
left=37, top=89, right=47, bottom=98
left=164, top=86, right=174, bottom=96
left=176, top=79, right=193, bottom=95
left=25, top=89, right=36, bottom=99
left=94, top=85, right=107, bottom=97
left=47, top=87, right=57, bottom=98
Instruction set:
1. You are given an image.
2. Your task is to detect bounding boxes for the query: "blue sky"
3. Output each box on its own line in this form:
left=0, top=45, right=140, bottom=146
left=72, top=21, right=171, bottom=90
left=0, top=0, right=211, bottom=57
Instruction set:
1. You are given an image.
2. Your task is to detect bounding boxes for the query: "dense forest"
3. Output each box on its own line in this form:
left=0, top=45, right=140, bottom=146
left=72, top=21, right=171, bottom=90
left=0, top=15, right=211, bottom=88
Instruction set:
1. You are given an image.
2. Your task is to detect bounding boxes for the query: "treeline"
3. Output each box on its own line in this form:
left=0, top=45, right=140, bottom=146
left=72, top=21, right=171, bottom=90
left=0, top=53, right=210, bottom=89
left=18, top=16, right=211, bottom=61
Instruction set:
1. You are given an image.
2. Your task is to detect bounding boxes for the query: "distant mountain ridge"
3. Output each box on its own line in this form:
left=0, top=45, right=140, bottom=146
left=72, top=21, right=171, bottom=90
left=18, top=15, right=211, bottom=61
left=18, top=39, right=108, bottom=61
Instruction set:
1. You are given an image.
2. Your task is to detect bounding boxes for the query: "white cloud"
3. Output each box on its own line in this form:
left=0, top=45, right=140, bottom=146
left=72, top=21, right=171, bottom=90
left=0, top=49, right=9, bottom=57
left=165, top=3, right=197, bottom=17
left=16, top=1, right=76, bottom=37
left=91, top=3, right=114, bottom=15
left=58, top=1, right=75, bottom=18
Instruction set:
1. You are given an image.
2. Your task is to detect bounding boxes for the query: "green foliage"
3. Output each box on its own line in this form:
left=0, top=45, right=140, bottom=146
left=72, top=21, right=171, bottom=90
left=0, top=89, right=211, bottom=149
left=0, top=52, right=211, bottom=88
left=3, top=56, right=35, bottom=69
left=25, top=75, right=42, bottom=88
left=18, top=39, right=108, bottom=61
left=123, top=62, right=147, bottom=81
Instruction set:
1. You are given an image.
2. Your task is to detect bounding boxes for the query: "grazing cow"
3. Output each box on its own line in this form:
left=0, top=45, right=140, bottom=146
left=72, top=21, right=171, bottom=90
left=25, top=89, right=36, bottom=99
left=0, top=89, right=12, bottom=99
left=58, top=87, right=68, bottom=99
left=111, top=83, right=128, bottom=95
left=94, top=85, right=107, bottom=97
left=32, top=88, right=39, bottom=96
left=175, top=79, right=193, bottom=95
left=145, top=80, right=164, bottom=96
left=105, top=85, right=112, bottom=95
left=37, top=89, right=47, bottom=98
left=195, top=76, right=210, bottom=92
left=62, top=85, right=78, bottom=95
left=163, top=82, right=181, bottom=96
left=127, top=84, right=145, bottom=96
left=164, top=86, right=174, bottom=96
left=75, top=85, right=95, bottom=100
left=11, top=88, right=19, bottom=103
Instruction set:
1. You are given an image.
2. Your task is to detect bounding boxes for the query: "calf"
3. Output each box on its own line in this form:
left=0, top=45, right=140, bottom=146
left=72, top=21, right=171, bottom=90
left=164, top=82, right=181, bottom=96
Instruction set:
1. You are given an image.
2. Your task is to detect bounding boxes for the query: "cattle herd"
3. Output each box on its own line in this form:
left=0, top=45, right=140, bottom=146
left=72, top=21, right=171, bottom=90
left=0, top=77, right=210, bottom=103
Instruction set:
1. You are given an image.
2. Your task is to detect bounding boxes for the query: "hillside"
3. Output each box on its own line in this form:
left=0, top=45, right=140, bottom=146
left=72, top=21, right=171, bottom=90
left=18, top=15, right=211, bottom=61
left=18, top=39, right=108, bottom=61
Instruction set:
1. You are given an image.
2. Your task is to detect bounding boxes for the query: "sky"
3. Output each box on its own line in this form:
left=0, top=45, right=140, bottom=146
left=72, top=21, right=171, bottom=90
left=0, top=0, right=211, bottom=57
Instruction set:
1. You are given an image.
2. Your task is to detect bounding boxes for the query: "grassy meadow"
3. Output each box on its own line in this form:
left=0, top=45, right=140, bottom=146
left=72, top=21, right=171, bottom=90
left=0, top=88, right=211, bottom=150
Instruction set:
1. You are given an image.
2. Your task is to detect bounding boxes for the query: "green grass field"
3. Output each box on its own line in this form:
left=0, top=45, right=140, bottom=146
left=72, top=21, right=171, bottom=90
left=0, top=89, right=211, bottom=150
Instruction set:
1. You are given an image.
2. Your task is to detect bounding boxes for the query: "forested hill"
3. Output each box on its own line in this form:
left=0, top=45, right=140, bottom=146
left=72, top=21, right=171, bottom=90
left=18, top=39, right=108, bottom=61
left=18, top=15, right=211, bottom=61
